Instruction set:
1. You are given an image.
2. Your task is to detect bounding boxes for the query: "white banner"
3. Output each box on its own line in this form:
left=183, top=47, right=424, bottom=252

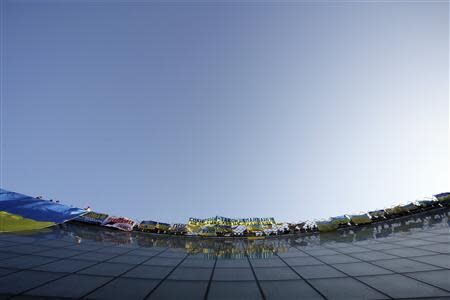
left=102, top=216, right=137, bottom=232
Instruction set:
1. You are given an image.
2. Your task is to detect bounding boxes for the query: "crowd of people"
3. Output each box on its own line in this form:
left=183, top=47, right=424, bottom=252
left=62, top=207, right=450, bottom=258
left=73, top=192, right=450, bottom=237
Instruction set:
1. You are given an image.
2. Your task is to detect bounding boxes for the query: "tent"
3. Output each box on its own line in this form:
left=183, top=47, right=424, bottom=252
left=0, top=188, right=86, bottom=232
left=330, top=215, right=351, bottom=226
left=349, top=213, right=372, bottom=225
left=316, top=220, right=339, bottom=232
left=139, top=220, right=158, bottom=232
left=434, top=193, right=450, bottom=206
left=416, top=197, right=437, bottom=208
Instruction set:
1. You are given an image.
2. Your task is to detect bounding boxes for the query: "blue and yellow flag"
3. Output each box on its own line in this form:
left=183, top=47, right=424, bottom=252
left=0, top=188, right=86, bottom=232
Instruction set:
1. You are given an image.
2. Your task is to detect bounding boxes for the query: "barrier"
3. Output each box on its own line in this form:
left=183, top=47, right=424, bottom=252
left=2, top=187, right=448, bottom=237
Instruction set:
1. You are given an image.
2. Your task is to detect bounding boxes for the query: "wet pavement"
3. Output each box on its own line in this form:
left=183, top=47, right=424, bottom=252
left=0, top=207, right=448, bottom=299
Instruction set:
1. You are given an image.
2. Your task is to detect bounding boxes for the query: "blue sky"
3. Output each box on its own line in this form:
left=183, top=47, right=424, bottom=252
left=1, top=0, right=448, bottom=223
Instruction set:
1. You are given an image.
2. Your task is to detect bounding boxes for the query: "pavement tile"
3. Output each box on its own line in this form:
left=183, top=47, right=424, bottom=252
left=25, top=274, right=112, bottom=298
left=208, top=281, right=262, bottom=300
left=149, top=280, right=208, bottom=300
left=358, top=274, right=450, bottom=298
left=85, top=277, right=159, bottom=300
left=309, top=277, right=389, bottom=299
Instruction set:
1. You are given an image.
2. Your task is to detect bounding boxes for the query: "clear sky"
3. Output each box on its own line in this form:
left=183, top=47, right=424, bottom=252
left=1, top=0, right=448, bottom=223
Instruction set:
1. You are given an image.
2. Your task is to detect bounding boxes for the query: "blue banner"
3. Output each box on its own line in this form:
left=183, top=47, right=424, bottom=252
left=0, top=188, right=86, bottom=232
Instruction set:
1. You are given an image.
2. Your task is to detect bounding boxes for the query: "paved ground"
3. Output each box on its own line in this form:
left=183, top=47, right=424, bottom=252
left=0, top=208, right=448, bottom=300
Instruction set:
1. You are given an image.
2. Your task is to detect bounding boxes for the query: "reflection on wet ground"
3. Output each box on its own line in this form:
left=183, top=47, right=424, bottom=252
left=8, top=207, right=450, bottom=260
left=0, top=207, right=449, bottom=300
